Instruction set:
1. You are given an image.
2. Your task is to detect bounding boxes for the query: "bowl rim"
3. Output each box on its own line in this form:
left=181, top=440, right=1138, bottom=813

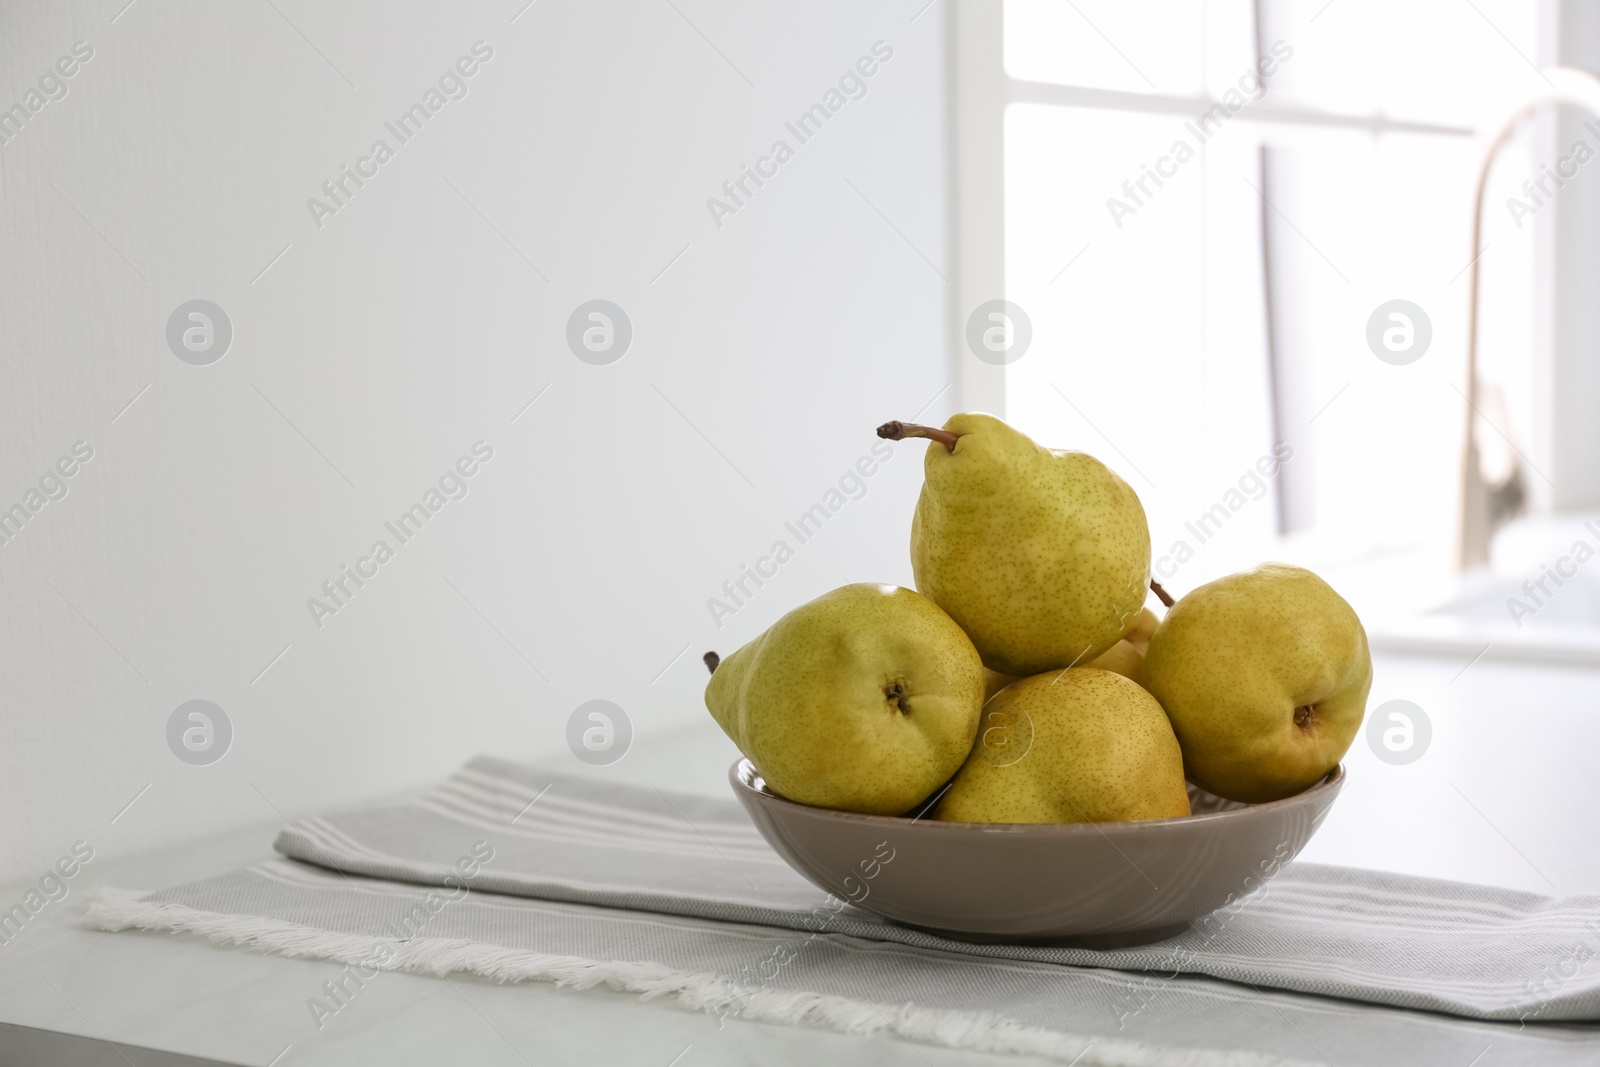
left=730, top=757, right=1344, bottom=832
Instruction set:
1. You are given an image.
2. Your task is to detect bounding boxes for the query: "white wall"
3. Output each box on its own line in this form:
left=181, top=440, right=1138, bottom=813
left=0, top=0, right=952, bottom=883
left=1552, top=0, right=1600, bottom=510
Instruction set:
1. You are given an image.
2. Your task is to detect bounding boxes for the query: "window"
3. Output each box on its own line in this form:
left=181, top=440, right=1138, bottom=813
left=994, top=0, right=1548, bottom=608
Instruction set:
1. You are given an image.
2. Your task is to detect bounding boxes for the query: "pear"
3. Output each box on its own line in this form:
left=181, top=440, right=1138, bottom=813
left=1143, top=563, right=1372, bottom=804
left=983, top=605, right=1160, bottom=699
left=704, top=583, right=984, bottom=816
left=936, top=668, right=1190, bottom=823
left=878, top=414, right=1152, bottom=677
left=982, top=668, right=1014, bottom=704
left=1088, top=604, right=1160, bottom=684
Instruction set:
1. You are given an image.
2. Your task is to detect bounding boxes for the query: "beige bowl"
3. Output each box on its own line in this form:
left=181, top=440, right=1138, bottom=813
left=731, top=759, right=1344, bottom=947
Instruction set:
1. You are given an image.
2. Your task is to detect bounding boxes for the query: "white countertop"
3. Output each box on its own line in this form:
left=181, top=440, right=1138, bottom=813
left=3, top=650, right=1596, bottom=1065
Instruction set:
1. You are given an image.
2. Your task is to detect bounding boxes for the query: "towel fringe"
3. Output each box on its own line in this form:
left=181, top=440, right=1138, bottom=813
left=86, top=886, right=1313, bottom=1067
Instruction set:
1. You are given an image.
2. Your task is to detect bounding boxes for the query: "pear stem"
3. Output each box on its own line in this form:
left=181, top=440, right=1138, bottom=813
left=703, top=651, right=721, bottom=674
left=876, top=421, right=961, bottom=452
left=1150, top=580, right=1175, bottom=608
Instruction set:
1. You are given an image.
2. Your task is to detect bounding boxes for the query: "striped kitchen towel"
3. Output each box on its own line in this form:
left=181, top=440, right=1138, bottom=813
left=89, top=756, right=1600, bottom=1067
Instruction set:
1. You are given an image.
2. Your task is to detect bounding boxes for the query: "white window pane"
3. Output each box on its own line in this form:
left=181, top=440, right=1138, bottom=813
left=1248, top=125, right=1499, bottom=594
left=1004, top=0, right=1207, bottom=95
left=1257, top=0, right=1545, bottom=128
left=1004, top=0, right=1257, bottom=98
left=1002, top=103, right=1279, bottom=589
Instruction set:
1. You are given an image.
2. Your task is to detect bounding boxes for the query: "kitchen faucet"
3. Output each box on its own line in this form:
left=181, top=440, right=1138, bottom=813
left=1459, top=67, right=1600, bottom=569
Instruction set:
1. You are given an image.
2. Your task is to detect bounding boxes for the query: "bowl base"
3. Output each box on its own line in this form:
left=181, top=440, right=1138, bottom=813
left=908, top=921, right=1192, bottom=950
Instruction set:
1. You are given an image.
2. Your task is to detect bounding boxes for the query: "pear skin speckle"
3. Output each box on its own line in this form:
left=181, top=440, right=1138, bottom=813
left=1142, top=563, right=1373, bottom=803
left=704, top=584, right=985, bottom=815
left=936, top=668, right=1190, bottom=824
left=910, top=414, right=1152, bottom=676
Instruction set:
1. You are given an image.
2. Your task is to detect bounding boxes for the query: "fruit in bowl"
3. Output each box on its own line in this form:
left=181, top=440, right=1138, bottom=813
left=703, top=583, right=984, bottom=816
left=937, top=668, right=1191, bottom=824
left=877, top=414, right=1152, bottom=677
left=700, top=414, right=1370, bottom=942
left=1143, top=563, right=1372, bottom=803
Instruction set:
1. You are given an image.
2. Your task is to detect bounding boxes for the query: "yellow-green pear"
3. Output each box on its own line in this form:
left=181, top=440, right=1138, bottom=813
left=1097, top=605, right=1159, bottom=678
left=987, top=605, right=1161, bottom=697
left=878, top=414, right=1151, bottom=676
left=982, top=668, right=1015, bottom=703
left=1143, top=563, right=1372, bottom=804
left=1085, top=639, right=1144, bottom=685
left=704, top=584, right=984, bottom=816
left=936, top=669, right=1190, bottom=824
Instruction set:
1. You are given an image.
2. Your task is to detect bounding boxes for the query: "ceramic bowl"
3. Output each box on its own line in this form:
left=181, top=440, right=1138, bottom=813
left=730, top=759, right=1344, bottom=947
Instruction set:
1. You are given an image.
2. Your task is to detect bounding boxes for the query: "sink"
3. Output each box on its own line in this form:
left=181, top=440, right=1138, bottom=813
left=1366, top=515, right=1600, bottom=665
